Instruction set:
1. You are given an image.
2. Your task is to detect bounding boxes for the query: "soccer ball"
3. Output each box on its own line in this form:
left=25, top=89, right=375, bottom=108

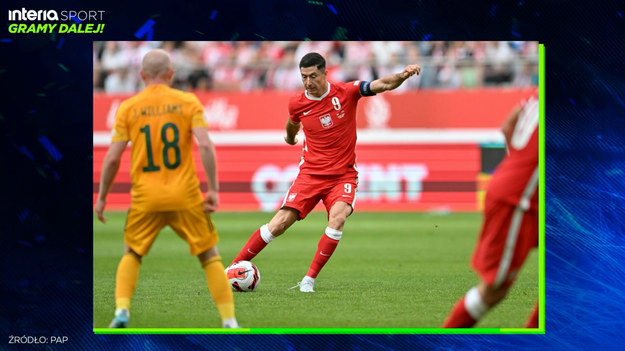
left=225, top=260, right=260, bottom=292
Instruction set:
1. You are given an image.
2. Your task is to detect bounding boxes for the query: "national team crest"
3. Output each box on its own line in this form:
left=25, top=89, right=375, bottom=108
left=319, top=114, right=333, bottom=128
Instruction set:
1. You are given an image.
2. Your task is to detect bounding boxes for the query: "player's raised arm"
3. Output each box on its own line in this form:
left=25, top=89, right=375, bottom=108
left=193, top=127, right=219, bottom=212
left=370, top=64, right=421, bottom=94
left=284, top=118, right=301, bottom=145
left=95, top=141, right=128, bottom=223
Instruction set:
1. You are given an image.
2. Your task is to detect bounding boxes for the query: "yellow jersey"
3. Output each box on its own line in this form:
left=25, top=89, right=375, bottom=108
left=112, top=84, right=207, bottom=211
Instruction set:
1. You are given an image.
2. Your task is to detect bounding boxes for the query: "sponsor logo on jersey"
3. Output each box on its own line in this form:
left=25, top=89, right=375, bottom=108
left=336, top=110, right=345, bottom=119
left=287, top=193, right=297, bottom=202
left=319, top=114, right=333, bottom=128
left=302, top=109, right=312, bottom=115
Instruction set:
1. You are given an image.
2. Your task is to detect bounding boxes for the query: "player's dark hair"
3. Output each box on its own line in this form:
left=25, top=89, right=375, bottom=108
left=299, top=52, right=326, bottom=71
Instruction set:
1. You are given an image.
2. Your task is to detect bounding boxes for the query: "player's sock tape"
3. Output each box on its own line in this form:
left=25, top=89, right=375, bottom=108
left=260, top=224, right=275, bottom=243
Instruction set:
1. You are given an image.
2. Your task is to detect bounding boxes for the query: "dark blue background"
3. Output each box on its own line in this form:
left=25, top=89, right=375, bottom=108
left=1, top=0, right=624, bottom=350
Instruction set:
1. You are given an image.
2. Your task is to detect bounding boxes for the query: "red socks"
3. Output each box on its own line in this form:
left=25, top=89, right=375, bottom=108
left=234, top=225, right=344, bottom=281
left=233, top=228, right=268, bottom=263
left=441, top=296, right=478, bottom=328
left=443, top=291, right=538, bottom=328
left=306, top=231, right=340, bottom=279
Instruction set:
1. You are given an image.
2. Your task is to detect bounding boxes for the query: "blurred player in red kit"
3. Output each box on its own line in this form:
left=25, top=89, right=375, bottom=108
left=231, top=52, right=420, bottom=292
left=442, top=90, right=539, bottom=328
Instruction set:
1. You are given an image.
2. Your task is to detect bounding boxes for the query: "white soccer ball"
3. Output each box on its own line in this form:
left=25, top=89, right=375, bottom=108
left=224, top=260, right=260, bottom=292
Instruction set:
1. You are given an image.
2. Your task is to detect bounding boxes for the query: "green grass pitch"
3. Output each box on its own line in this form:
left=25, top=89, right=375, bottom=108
left=93, top=211, right=538, bottom=329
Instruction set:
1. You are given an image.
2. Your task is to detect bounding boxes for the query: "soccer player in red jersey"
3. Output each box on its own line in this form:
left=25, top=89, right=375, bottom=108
left=442, top=91, right=539, bottom=328
left=232, top=52, right=420, bottom=292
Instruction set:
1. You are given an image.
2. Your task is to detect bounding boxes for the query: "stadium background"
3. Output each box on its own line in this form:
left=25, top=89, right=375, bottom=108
left=93, top=41, right=538, bottom=213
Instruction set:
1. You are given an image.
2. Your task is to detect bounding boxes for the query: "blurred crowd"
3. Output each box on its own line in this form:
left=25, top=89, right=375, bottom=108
left=93, top=41, right=539, bottom=93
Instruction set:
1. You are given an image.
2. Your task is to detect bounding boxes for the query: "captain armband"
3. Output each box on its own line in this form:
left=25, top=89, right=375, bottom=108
left=359, top=81, right=376, bottom=96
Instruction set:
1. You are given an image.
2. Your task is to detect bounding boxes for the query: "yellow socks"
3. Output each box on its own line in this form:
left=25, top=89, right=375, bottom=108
left=115, top=253, right=141, bottom=310
left=202, top=256, right=235, bottom=321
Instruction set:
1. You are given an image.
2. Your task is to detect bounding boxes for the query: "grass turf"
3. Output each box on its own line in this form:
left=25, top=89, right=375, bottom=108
left=93, top=211, right=538, bottom=329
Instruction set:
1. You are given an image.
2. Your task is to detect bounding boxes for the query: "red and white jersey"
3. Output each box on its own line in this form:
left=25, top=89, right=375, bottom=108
left=289, top=81, right=366, bottom=175
left=487, top=93, right=539, bottom=210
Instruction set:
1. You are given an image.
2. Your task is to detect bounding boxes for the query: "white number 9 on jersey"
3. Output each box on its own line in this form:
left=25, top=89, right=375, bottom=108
left=332, top=97, right=341, bottom=110
left=344, top=183, right=352, bottom=193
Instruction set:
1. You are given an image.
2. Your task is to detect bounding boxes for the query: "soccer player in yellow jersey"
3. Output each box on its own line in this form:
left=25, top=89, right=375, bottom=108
left=95, top=49, right=239, bottom=328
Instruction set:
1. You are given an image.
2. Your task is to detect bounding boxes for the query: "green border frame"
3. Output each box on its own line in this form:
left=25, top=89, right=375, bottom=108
left=93, top=327, right=541, bottom=335
left=94, top=43, right=546, bottom=336
left=538, top=42, right=546, bottom=332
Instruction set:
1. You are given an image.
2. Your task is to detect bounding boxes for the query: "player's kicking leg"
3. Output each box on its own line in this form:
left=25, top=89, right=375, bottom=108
left=231, top=208, right=299, bottom=264
left=294, top=201, right=352, bottom=293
